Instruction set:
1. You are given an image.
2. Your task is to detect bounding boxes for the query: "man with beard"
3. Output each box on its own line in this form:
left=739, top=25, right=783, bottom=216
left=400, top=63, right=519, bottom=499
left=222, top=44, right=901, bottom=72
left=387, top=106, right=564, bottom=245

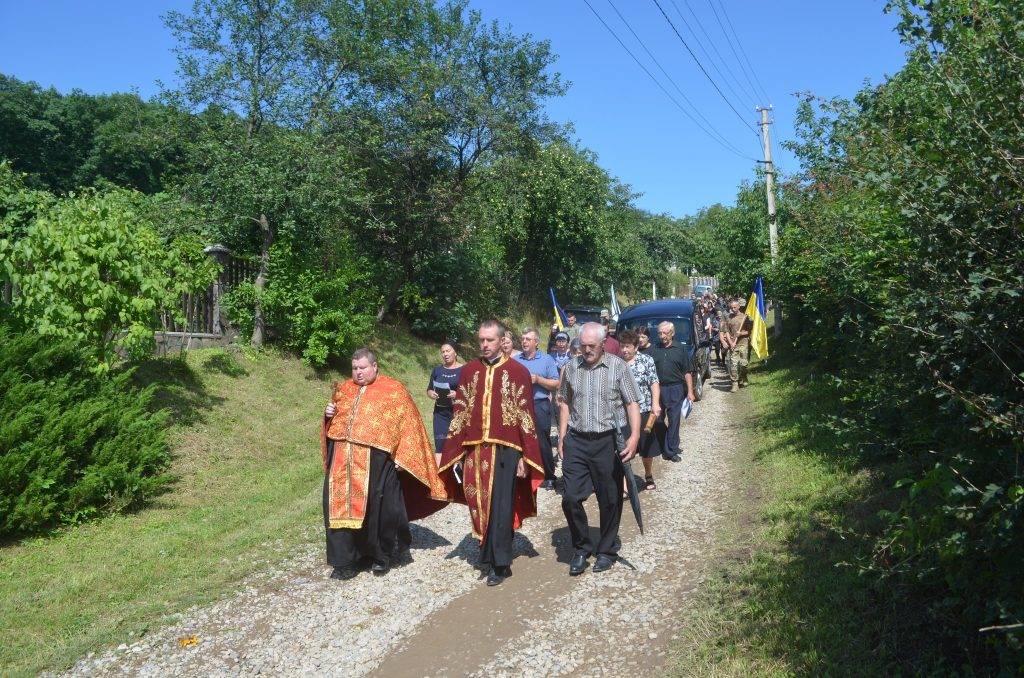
left=438, top=320, right=545, bottom=586
left=322, top=348, right=450, bottom=579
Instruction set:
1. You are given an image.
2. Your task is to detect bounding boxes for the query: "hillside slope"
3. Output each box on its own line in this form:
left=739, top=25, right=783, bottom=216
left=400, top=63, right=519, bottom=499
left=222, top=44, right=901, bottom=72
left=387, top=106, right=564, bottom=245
left=0, top=327, right=443, bottom=675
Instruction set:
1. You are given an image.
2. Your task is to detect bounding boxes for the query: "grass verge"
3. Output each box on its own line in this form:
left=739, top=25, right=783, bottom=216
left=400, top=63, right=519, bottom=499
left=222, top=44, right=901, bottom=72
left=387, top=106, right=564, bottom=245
left=0, top=326, right=439, bottom=676
left=673, top=340, right=949, bottom=676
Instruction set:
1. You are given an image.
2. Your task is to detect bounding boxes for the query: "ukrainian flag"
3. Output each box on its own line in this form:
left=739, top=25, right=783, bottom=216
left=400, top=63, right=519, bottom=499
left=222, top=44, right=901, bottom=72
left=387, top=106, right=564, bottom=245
left=745, top=276, right=769, bottom=359
left=549, top=287, right=568, bottom=331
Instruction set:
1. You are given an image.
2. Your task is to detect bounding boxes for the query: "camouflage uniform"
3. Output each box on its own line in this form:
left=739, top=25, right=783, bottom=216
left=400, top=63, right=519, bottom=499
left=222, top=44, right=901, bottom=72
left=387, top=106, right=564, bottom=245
left=722, top=310, right=752, bottom=389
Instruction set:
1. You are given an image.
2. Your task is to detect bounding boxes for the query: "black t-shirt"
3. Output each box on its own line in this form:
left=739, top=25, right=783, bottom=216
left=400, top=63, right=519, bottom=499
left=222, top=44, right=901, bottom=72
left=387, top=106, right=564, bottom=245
left=644, top=343, right=692, bottom=386
left=428, top=365, right=463, bottom=410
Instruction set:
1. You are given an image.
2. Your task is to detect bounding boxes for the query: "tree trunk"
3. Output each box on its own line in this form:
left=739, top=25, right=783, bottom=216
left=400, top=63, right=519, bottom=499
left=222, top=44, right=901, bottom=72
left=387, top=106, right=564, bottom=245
left=251, top=214, right=274, bottom=348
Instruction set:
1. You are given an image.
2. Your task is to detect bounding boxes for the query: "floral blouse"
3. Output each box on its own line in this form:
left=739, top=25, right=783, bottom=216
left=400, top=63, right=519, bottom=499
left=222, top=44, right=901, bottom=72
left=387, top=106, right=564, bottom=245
left=626, top=352, right=659, bottom=413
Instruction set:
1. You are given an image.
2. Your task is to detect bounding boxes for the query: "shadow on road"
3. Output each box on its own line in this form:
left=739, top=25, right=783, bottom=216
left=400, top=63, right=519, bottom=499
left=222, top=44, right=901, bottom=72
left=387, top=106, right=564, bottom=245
left=410, top=523, right=451, bottom=550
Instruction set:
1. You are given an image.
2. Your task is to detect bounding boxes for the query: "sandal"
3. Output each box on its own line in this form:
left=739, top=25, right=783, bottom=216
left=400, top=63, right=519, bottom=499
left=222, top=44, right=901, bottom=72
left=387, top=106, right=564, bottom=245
left=644, top=476, right=657, bottom=491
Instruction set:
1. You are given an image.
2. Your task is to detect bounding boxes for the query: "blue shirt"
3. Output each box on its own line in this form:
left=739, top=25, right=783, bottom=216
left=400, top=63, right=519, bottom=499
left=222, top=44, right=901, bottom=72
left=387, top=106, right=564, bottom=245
left=549, top=349, right=572, bottom=371
left=514, top=351, right=560, bottom=401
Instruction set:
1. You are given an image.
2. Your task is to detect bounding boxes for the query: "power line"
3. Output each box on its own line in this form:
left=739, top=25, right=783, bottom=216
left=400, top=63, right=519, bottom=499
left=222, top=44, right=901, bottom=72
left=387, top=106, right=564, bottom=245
left=671, top=0, right=758, bottom=111
left=580, top=0, right=758, bottom=160
left=706, top=0, right=769, bottom=106
left=602, top=0, right=746, bottom=157
left=714, top=0, right=771, bottom=105
left=649, top=0, right=759, bottom=136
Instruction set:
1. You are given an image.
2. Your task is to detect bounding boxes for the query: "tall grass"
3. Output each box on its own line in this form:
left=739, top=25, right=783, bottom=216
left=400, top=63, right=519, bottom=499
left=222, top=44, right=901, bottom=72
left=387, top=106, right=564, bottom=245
left=674, top=341, right=952, bottom=676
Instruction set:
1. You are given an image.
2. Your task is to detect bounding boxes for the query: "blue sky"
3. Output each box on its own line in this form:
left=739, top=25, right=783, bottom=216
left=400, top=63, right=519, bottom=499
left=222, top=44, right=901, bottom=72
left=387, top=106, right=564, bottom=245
left=0, top=1, right=907, bottom=217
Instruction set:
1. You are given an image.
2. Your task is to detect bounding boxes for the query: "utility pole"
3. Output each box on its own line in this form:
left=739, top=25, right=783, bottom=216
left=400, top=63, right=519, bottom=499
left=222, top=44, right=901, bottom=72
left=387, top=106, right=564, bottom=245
left=758, top=105, right=781, bottom=336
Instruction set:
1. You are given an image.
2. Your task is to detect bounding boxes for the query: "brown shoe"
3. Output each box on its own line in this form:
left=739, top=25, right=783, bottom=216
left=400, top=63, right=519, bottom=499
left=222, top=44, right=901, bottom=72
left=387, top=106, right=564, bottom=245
left=730, top=381, right=739, bottom=393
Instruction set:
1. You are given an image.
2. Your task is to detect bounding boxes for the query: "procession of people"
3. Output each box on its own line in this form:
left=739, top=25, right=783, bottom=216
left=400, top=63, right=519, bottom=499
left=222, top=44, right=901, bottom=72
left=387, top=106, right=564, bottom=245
left=320, top=294, right=753, bottom=585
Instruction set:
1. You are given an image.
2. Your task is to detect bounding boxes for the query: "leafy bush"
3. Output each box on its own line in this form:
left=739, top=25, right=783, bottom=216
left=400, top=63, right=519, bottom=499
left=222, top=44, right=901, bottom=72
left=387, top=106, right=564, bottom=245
left=223, top=228, right=380, bottom=367
left=0, top=321, right=172, bottom=536
left=0, top=185, right=218, bottom=370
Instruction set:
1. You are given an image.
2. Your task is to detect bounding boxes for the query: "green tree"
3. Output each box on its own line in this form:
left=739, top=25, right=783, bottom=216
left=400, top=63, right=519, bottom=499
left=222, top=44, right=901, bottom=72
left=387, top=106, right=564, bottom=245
left=0, top=75, right=184, bottom=193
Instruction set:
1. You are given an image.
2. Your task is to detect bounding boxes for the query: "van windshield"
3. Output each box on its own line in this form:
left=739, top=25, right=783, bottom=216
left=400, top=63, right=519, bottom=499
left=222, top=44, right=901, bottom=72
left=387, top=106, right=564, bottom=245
left=617, top=317, right=694, bottom=346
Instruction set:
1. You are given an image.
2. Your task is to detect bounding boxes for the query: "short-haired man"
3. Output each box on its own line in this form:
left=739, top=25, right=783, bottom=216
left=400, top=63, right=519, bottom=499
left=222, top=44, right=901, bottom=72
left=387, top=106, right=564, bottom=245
left=601, top=317, right=621, bottom=356
left=438, top=320, right=545, bottom=586
left=722, top=299, right=753, bottom=392
left=564, top=312, right=581, bottom=342
left=645, top=321, right=694, bottom=463
left=557, top=323, right=641, bottom=575
left=322, top=348, right=450, bottom=579
left=515, top=327, right=561, bottom=490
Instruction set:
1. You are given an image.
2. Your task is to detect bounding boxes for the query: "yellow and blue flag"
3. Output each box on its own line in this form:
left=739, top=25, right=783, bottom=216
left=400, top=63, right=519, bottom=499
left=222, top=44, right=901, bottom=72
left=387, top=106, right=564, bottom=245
left=549, top=287, right=568, bottom=331
left=745, top=276, right=769, bottom=359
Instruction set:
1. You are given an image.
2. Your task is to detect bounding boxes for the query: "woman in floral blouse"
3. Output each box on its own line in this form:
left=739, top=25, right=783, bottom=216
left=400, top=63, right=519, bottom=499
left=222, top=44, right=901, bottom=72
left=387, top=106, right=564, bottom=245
left=618, top=330, right=662, bottom=490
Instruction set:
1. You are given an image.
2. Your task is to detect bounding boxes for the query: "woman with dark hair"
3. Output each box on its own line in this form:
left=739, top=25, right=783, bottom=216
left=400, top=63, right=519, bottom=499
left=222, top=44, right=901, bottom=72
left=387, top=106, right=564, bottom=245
left=618, top=329, right=663, bottom=490
left=636, top=325, right=652, bottom=352
left=427, top=342, right=464, bottom=461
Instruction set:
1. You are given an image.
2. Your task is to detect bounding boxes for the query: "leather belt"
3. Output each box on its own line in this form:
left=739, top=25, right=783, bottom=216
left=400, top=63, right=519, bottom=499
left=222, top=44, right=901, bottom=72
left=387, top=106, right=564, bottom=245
left=568, top=428, right=614, bottom=440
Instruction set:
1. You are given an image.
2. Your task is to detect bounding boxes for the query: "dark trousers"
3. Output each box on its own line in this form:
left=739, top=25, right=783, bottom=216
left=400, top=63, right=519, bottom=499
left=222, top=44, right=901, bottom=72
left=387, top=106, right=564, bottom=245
left=560, top=430, right=624, bottom=558
left=658, top=382, right=685, bottom=458
left=534, top=398, right=555, bottom=481
left=480, top=445, right=520, bottom=568
left=323, top=442, right=410, bottom=568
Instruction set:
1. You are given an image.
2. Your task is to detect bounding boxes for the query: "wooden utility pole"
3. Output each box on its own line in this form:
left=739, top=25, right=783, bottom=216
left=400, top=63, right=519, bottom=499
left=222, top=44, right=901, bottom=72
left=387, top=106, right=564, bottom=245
left=758, top=106, right=781, bottom=335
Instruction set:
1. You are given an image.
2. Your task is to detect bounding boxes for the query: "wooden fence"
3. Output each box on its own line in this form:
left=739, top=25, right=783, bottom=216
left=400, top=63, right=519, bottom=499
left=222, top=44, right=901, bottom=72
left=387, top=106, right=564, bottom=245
left=159, top=245, right=256, bottom=339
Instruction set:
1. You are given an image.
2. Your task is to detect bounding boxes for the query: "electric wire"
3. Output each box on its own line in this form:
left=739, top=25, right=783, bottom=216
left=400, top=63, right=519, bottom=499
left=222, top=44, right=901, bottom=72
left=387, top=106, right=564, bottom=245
left=671, top=0, right=758, bottom=110
left=602, top=0, right=746, bottom=158
left=713, top=0, right=771, bottom=105
left=706, top=0, right=769, bottom=107
left=649, top=0, right=760, bottom=136
left=580, top=0, right=758, bottom=160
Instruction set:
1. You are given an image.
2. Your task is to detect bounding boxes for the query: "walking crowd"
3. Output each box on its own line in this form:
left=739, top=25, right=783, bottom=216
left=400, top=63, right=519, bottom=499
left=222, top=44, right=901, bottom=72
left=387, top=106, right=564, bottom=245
left=321, top=293, right=754, bottom=586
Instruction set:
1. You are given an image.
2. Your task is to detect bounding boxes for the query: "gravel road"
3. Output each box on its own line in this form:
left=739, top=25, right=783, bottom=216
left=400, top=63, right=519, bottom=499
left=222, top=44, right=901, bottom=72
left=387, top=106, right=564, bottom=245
left=65, top=363, right=743, bottom=677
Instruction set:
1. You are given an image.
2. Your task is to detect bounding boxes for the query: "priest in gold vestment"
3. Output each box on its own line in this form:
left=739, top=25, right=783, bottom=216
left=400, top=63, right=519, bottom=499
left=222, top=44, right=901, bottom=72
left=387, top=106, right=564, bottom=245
left=322, top=347, right=449, bottom=578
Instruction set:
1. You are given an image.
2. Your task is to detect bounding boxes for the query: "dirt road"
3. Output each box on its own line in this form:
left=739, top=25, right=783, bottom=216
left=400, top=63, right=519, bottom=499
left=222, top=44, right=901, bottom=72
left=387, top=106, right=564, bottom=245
left=68, top=364, right=744, bottom=677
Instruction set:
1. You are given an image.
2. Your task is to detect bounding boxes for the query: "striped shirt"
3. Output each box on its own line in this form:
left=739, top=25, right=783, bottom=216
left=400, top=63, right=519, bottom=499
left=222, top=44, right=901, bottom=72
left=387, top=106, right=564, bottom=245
left=558, top=352, right=641, bottom=433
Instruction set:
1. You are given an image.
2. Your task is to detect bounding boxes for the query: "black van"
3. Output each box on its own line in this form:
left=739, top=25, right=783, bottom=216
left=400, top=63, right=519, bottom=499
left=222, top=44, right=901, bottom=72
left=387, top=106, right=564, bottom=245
left=616, top=299, right=713, bottom=400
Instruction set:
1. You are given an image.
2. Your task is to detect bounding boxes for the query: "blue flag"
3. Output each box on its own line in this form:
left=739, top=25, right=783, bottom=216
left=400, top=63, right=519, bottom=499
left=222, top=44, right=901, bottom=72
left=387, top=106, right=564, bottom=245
left=549, top=287, right=568, bottom=330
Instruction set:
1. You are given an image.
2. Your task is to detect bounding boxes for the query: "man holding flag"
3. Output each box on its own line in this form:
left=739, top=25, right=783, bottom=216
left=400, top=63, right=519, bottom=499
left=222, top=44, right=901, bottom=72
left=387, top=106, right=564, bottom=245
left=722, top=277, right=769, bottom=392
left=722, top=299, right=752, bottom=392
left=745, top=277, right=769, bottom=362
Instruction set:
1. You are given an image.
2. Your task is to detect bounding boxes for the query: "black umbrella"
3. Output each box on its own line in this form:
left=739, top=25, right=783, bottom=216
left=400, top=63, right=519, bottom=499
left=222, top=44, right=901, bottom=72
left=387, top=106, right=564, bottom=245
left=619, top=456, right=644, bottom=535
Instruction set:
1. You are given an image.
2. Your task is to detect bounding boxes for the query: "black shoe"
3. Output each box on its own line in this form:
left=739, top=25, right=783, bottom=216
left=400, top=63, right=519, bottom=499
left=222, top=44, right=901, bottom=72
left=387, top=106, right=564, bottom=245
left=371, top=562, right=388, bottom=576
left=592, top=555, right=616, bottom=573
left=666, top=453, right=682, bottom=463
left=330, top=566, right=358, bottom=580
left=486, top=567, right=506, bottom=586
left=540, top=479, right=555, bottom=490
left=569, top=553, right=589, bottom=576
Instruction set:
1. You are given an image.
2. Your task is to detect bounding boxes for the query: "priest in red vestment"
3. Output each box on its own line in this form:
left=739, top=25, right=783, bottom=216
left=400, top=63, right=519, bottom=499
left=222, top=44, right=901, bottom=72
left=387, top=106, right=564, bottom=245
left=322, top=347, right=450, bottom=579
left=438, top=320, right=545, bottom=586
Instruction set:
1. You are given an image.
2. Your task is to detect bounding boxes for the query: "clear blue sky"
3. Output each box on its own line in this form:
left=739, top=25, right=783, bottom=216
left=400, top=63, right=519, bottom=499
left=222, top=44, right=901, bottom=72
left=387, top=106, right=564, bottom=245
left=0, top=0, right=907, bottom=217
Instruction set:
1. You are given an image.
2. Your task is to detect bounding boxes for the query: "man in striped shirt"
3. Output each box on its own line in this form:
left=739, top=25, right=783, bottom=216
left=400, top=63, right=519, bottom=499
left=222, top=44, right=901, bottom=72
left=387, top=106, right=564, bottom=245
left=557, top=323, right=641, bottom=576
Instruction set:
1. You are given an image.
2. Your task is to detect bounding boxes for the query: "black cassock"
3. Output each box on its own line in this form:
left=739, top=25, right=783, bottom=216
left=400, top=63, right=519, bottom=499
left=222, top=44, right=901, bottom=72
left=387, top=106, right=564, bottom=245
left=479, top=445, right=520, bottom=569
left=322, top=440, right=411, bottom=569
